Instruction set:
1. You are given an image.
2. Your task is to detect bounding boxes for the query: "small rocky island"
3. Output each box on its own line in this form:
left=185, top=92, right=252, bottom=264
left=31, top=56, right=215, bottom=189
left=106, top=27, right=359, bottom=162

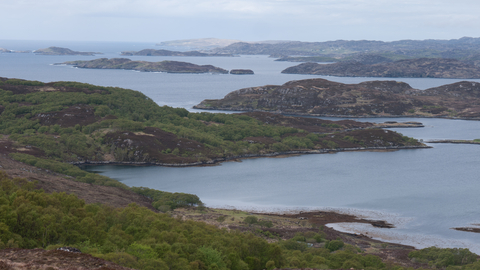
left=194, top=78, right=480, bottom=119
left=230, top=69, right=254, bottom=75
left=0, top=48, right=31, bottom=53
left=281, top=58, right=480, bottom=79
left=35, top=46, right=101, bottom=56
left=121, top=49, right=232, bottom=57
left=61, top=58, right=229, bottom=74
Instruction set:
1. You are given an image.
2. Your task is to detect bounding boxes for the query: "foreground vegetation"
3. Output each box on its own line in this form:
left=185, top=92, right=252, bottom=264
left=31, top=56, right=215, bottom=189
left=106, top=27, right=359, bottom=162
left=1, top=172, right=479, bottom=270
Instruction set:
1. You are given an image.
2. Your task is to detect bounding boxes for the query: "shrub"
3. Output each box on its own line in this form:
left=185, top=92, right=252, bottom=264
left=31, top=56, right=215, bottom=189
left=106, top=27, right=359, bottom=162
left=244, top=216, right=258, bottom=225
left=326, top=240, right=344, bottom=252
left=408, top=247, right=477, bottom=267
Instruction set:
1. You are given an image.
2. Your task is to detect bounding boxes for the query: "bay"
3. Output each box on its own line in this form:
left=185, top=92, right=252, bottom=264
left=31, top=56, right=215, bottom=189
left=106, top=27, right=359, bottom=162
left=2, top=40, right=480, bottom=252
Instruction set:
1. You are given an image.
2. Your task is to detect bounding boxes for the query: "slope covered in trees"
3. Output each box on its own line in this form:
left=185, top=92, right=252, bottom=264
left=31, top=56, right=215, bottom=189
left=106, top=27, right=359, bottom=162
left=2, top=171, right=480, bottom=270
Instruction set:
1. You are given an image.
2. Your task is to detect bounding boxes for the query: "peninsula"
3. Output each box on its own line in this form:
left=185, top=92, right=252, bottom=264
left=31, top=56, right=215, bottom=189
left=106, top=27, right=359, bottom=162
left=0, top=77, right=424, bottom=169
left=34, top=46, right=101, bottom=56
left=61, top=58, right=229, bottom=73
left=281, top=58, right=480, bottom=79
left=194, top=78, right=480, bottom=119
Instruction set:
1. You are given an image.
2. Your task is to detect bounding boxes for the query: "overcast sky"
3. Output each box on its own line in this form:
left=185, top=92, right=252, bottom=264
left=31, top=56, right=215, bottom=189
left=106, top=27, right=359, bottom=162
left=1, top=0, right=479, bottom=43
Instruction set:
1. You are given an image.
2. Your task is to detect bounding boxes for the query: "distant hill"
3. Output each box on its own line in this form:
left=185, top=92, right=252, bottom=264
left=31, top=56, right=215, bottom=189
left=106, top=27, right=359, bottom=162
left=34, top=46, right=101, bottom=56
left=121, top=48, right=232, bottom=57
left=156, top=38, right=242, bottom=49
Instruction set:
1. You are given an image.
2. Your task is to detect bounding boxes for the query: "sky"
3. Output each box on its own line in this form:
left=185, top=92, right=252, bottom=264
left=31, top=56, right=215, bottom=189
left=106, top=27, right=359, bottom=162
left=1, top=0, right=479, bottom=43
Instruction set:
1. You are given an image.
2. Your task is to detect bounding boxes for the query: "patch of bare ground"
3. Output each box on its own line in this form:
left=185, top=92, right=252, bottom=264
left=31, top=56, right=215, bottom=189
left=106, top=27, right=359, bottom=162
left=0, top=154, right=155, bottom=210
left=0, top=248, right=134, bottom=270
left=173, top=208, right=428, bottom=269
left=240, top=111, right=373, bottom=133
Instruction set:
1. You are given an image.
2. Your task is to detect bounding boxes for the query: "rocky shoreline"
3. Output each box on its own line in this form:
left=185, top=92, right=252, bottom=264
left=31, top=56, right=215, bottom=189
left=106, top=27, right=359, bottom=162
left=73, top=145, right=431, bottom=168
left=194, top=106, right=480, bottom=121
left=425, top=139, right=480, bottom=144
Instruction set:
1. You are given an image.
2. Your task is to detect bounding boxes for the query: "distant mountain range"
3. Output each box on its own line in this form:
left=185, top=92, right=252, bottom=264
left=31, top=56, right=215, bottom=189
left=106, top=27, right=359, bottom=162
left=209, top=37, right=480, bottom=60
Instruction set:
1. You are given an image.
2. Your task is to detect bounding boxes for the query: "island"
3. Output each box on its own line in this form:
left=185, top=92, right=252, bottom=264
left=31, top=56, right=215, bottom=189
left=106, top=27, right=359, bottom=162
left=230, top=69, right=254, bottom=75
left=121, top=48, right=232, bottom=57
left=60, top=58, right=229, bottom=73
left=34, top=46, right=101, bottom=56
left=0, top=48, right=31, bottom=53
left=194, top=78, right=480, bottom=119
left=281, top=58, right=480, bottom=79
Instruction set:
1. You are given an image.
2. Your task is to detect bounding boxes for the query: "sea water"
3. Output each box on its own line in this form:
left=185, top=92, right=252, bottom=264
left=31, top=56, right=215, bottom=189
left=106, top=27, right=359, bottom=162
left=2, top=40, right=480, bottom=252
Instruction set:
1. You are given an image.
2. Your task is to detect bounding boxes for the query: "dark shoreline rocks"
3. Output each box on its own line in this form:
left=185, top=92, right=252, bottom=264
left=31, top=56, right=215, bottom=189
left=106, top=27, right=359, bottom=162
left=425, top=139, right=480, bottom=144
left=74, top=145, right=431, bottom=168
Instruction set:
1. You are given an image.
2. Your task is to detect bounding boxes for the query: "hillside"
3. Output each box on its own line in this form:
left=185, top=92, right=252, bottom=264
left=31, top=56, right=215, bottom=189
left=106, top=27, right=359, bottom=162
left=62, top=58, right=229, bottom=73
left=281, top=58, right=480, bottom=79
left=194, top=78, right=480, bottom=119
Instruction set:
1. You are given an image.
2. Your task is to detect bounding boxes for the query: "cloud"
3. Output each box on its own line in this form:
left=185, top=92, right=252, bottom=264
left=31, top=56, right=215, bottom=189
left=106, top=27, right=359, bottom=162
left=1, top=0, right=479, bottom=41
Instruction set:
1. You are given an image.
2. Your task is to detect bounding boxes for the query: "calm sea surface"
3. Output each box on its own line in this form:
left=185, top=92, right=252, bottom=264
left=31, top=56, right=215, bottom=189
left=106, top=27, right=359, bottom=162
left=1, top=40, right=480, bottom=252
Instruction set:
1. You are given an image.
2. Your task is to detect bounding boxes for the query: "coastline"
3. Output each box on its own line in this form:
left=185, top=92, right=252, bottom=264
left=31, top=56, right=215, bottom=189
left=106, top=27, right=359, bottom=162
left=74, top=145, right=432, bottom=168
left=426, top=139, right=480, bottom=145
left=193, top=107, right=480, bottom=121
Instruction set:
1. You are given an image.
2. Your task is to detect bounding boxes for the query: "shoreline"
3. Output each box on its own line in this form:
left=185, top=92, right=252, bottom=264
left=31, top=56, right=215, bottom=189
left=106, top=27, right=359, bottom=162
left=426, top=139, right=480, bottom=145
left=74, top=145, right=431, bottom=168
left=193, top=107, right=480, bottom=121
